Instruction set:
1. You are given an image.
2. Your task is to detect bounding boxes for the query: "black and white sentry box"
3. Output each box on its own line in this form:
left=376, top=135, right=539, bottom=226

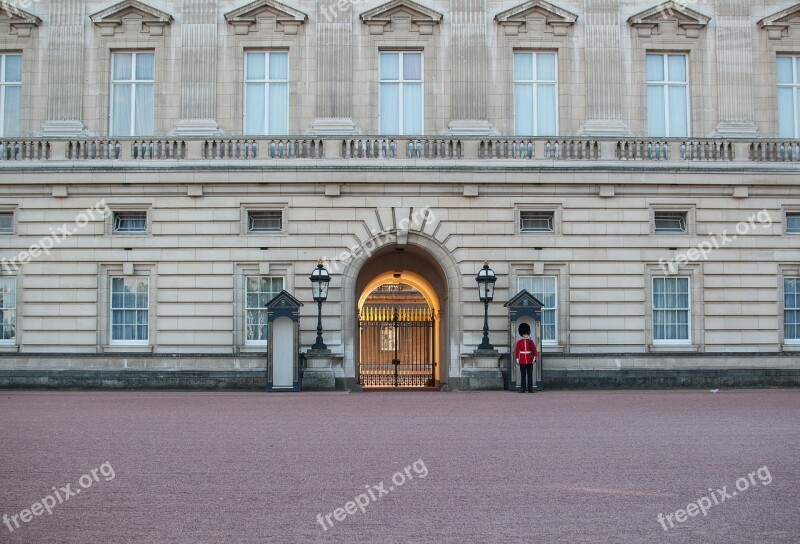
left=266, top=290, right=303, bottom=392
left=504, top=290, right=544, bottom=391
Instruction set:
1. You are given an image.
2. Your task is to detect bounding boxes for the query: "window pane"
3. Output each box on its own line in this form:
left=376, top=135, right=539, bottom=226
left=787, top=214, right=800, bottom=234
left=537, top=53, right=556, bottom=81
left=646, top=54, right=664, bottom=82
left=113, top=53, right=133, bottom=80
left=111, top=84, right=132, bottom=136
left=514, top=84, right=534, bottom=135
left=268, top=83, right=288, bottom=135
left=778, top=88, right=796, bottom=139
left=245, top=83, right=266, bottom=135
left=114, top=212, right=147, bottom=233
left=380, top=53, right=400, bottom=80
left=135, top=53, right=154, bottom=80
left=514, top=53, right=533, bottom=81
left=0, top=213, right=12, bottom=233
left=4, top=55, right=22, bottom=83
left=668, top=86, right=688, bottom=137
left=248, top=210, right=282, bottom=232
left=134, top=83, right=154, bottom=136
left=537, top=84, right=557, bottom=136
left=403, top=53, right=422, bottom=80
left=518, top=276, right=557, bottom=342
left=403, top=83, right=423, bottom=135
left=647, top=85, right=666, bottom=137
left=3, top=86, right=21, bottom=137
left=246, top=52, right=266, bottom=80
left=379, top=83, right=400, bottom=134
left=777, top=57, right=794, bottom=84
left=269, top=52, right=288, bottom=80
left=668, top=55, right=686, bottom=82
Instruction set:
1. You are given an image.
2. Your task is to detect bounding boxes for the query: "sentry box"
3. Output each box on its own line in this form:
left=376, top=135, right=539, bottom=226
left=504, top=290, right=544, bottom=391
left=266, top=290, right=303, bottom=392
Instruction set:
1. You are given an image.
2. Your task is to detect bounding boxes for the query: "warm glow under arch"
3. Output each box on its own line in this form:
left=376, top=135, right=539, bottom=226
left=357, top=270, right=441, bottom=313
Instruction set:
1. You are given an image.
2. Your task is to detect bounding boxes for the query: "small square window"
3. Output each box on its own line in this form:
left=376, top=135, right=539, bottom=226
left=787, top=213, right=800, bottom=235
left=520, top=211, right=554, bottom=233
left=248, top=210, right=282, bottom=233
left=113, top=211, right=147, bottom=234
left=654, top=212, right=687, bottom=234
left=0, top=212, right=13, bottom=234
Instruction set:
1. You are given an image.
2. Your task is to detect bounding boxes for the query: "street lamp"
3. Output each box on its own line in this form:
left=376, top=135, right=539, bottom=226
left=309, top=259, right=331, bottom=351
left=475, top=260, right=497, bottom=352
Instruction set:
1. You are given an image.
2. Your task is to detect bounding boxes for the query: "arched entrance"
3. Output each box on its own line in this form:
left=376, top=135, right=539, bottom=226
left=345, top=240, right=458, bottom=389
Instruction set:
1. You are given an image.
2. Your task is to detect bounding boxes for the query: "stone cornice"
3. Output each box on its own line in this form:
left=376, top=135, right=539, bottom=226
left=90, top=0, right=173, bottom=37
left=224, top=0, right=308, bottom=35
left=628, top=1, right=711, bottom=38
left=494, top=0, right=578, bottom=37
left=360, top=0, right=443, bottom=35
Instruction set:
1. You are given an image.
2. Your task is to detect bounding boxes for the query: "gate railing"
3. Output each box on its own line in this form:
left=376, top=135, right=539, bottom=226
left=358, top=305, right=436, bottom=388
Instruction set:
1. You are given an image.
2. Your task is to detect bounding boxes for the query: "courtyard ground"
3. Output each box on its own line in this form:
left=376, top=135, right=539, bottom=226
left=0, top=389, right=798, bottom=543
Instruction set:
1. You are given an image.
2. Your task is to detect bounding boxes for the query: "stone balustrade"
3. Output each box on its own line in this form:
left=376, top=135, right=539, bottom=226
left=0, top=137, right=798, bottom=165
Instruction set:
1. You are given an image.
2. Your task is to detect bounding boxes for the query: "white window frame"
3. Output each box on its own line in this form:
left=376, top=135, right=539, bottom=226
left=243, top=50, right=290, bottom=136
left=112, top=210, right=148, bottom=235
left=513, top=51, right=559, bottom=136
left=777, top=55, right=800, bottom=139
left=784, top=276, right=800, bottom=345
left=646, top=53, right=690, bottom=138
left=0, top=53, right=22, bottom=138
left=0, top=275, right=16, bottom=345
left=652, top=276, right=692, bottom=345
left=518, top=275, right=558, bottom=346
left=246, top=209, right=284, bottom=234
left=519, top=210, right=555, bottom=234
left=244, top=275, right=284, bottom=346
left=109, top=276, right=150, bottom=345
left=653, top=211, right=688, bottom=235
left=379, top=51, right=424, bottom=135
left=786, top=212, right=800, bottom=235
left=109, top=51, right=155, bottom=137
left=0, top=209, right=14, bottom=235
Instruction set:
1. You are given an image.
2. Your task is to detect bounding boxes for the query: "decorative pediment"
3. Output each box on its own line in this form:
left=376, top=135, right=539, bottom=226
left=360, top=0, right=443, bottom=36
left=628, top=2, right=710, bottom=38
left=504, top=290, right=544, bottom=310
left=90, top=0, right=173, bottom=37
left=225, top=0, right=307, bottom=35
left=759, top=3, right=800, bottom=40
left=495, top=1, right=578, bottom=36
left=0, top=2, right=41, bottom=37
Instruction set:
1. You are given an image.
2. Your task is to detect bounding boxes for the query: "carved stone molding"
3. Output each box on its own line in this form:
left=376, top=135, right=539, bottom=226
left=90, top=0, right=173, bottom=37
left=0, top=2, right=41, bottom=37
left=224, top=0, right=308, bottom=35
left=628, top=1, right=710, bottom=39
left=758, top=3, right=800, bottom=41
left=495, top=0, right=578, bottom=37
left=360, top=0, right=443, bottom=36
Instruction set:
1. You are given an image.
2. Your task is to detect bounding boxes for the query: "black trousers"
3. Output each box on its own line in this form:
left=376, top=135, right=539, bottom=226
left=519, top=364, right=534, bottom=391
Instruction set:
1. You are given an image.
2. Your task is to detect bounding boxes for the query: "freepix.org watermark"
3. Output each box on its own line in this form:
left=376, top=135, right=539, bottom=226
left=322, top=206, right=435, bottom=273
left=3, top=462, right=116, bottom=534
left=658, top=209, right=773, bottom=275
left=656, top=465, right=773, bottom=532
left=658, top=0, right=698, bottom=19
left=0, top=200, right=110, bottom=273
left=319, top=0, right=376, bottom=23
left=316, top=458, right=429, bottom=531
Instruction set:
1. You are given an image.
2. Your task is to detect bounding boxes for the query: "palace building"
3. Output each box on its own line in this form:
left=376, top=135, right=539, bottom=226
left=0, top=0, right=799, bottom=390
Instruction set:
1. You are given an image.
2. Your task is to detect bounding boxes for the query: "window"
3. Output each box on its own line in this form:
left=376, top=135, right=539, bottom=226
left=0, top=54, right=21, bottom=137
left=113, top=211, right=147, bottom=234
left=787, top=213, right=800, bottom=235
left=518, top=276, right=557, bottom=344
left=110, top=277, right=149, bottom=344
left=777, top=56, right=800, bottom=139
left=244, top=51, right=289, bottom=135
left=786, top=278, right=800, bottom=342
left=379, top=52, right=423, bottom=135
left=248, top=210, right=282, bottom=233
left=520, top=211, right=555, bottom=233
left=514, top=52, right=557, bottom=136
left=647, top=53, right=688, bottom=137
left=0, top=211, right=13, bottom=234
left=0, top=276, right=15, bottom=343
left=653, top=277, right=690, bottom=343
left=245, top=276, right=284, bottom=344
left=654, top=211, right=687, bottom=234
left=110, top=52, right=154, bottom=137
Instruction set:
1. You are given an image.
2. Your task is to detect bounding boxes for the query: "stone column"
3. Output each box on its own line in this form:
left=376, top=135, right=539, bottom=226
left=310, top=0, right=357, bottom=135
left=40, top=0, right=86, bottom=136
left=581, top=0, right=629, bottom=135
left=173, top=0, right=221, bottom=135
left=715, top=1, right=759, bottom=136
left=447, top=0, right=494, bottom=135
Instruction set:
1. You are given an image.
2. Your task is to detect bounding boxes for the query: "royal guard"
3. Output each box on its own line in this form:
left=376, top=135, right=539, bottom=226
left=515, top=323, right=538, bottom=393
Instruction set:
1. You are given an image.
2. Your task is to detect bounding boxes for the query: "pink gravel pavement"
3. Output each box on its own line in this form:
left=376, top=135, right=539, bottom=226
left=1, top=389, right=798, bottom=544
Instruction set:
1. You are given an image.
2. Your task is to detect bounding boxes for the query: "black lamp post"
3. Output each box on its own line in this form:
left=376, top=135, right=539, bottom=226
left=309, top=259, right=331, bottom=351
left=475, top=260, right=497, bottom=352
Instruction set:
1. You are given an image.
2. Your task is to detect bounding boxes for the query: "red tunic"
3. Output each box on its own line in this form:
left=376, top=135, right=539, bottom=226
left=515, top=337, right=537, bottom=365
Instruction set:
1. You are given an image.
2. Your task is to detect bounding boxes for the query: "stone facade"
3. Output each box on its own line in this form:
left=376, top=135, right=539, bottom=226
left=0, top=0, right=799, bottom=389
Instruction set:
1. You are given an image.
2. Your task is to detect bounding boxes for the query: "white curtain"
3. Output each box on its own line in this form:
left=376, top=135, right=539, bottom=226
left=111, top=84, right=132, bottom=137
left=653, top=278, right=689, bottom=341
left=245, top=84, right=265, bottom=135
left=514, top=84, right=534, bottom=135
left=778, top=57, right=796, bottom=138
left=537, top=84, right=557, bottom=136
left=3, top=86, right=20, bottom=137
left=668, top=85, right=688, bottom=137
left=247, top=52, right=266, bottom=80
left=269, top=83, right=288, bottom=134
left=136, top=53, right=155, bottom=81
left=519, top=276, right=557, bottom=341
left=403, top=83, right=423, bottom=134
left=380, top=83, right=399, bottom=134
left=113, top=53, right=132, bottom=80
left=134, top=84, right=154, bottom=136
left=646, top=55, right=666, bottom=137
